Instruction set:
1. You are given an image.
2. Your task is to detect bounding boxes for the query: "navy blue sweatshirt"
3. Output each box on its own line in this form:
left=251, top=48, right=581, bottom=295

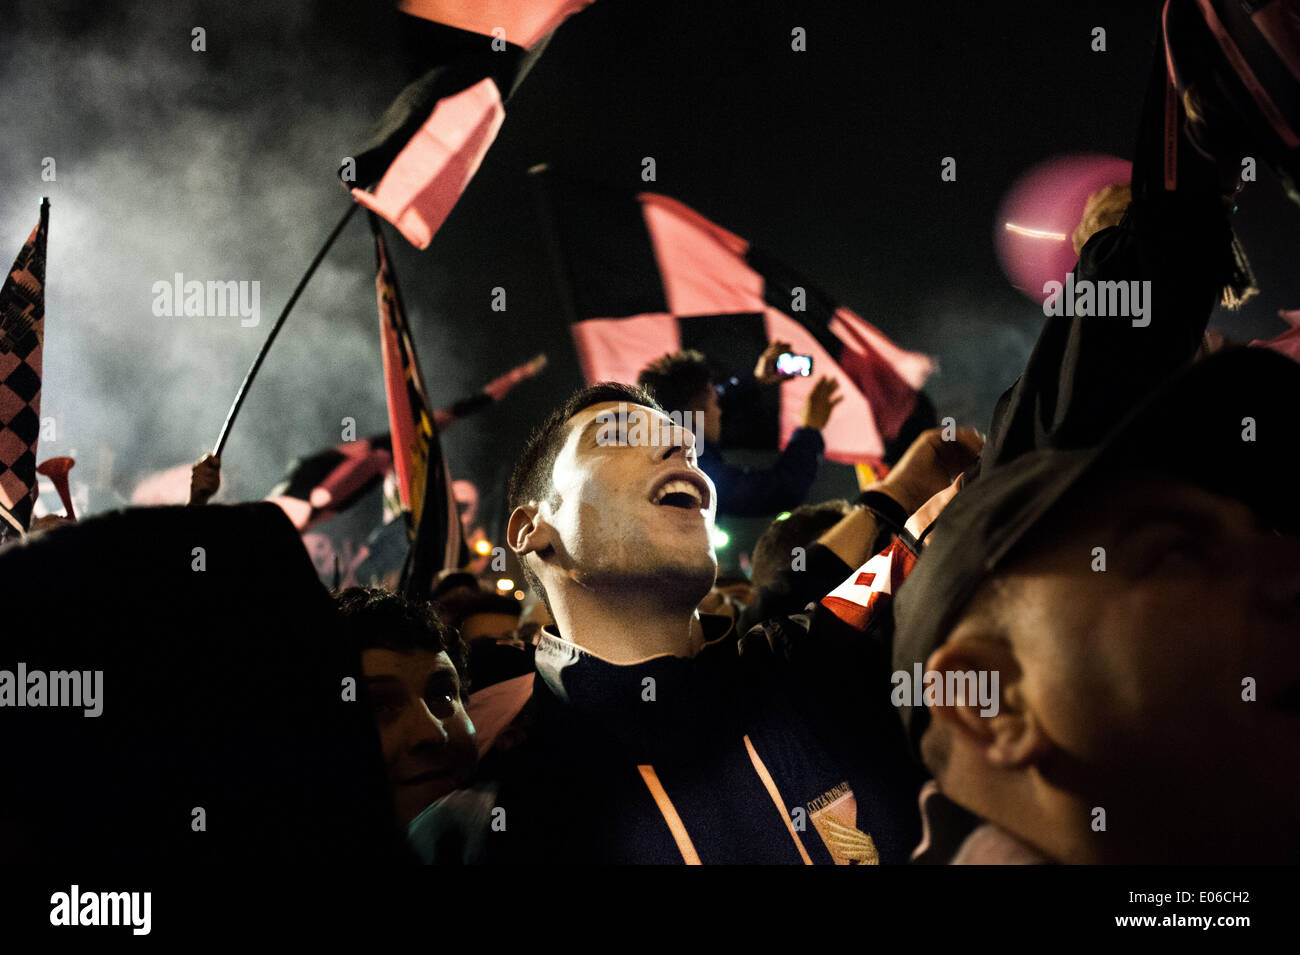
left=697, top=427, right=824, bottom=517
left=408, top=613, right=922, bottom=864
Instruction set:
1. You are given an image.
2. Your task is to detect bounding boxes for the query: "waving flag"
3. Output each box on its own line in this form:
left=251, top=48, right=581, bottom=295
left=261, top=350, right=545, bottom=535
left=348, top=1, right=596, bottom=249
left=399, top=0, right=595, bottom=49
left=265, top=353, right=546, bottom=532
left=531, top=169, right=933, bottom=464
left=267, top=435, right=394, bottom=532
left=371, top=217, right=467, bottom=597
left=0, top=198, right=49, bottom=540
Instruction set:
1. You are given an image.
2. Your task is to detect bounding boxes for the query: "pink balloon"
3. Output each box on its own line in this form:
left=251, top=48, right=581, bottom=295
left=995, top=154, right=1132, bottom=302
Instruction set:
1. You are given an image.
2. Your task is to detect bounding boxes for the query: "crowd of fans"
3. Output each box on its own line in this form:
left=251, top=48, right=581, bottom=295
left=4, top=9, right=1299, bottom=865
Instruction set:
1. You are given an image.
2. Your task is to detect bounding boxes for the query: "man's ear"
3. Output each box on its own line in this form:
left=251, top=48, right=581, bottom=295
left=925, top=638, right=1052, bottom=771
left=507, top=503, right=554, bottom=561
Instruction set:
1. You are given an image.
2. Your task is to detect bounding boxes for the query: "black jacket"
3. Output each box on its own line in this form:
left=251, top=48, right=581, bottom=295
left=409, top=613, right=922, bottom=864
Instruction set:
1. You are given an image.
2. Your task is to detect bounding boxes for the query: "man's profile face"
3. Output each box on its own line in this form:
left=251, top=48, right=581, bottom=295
left=533, top=400, right=718, bottom=604
left=361, top=647, right=477, bottom=828
left=947, top=473, right=1300, bottom=860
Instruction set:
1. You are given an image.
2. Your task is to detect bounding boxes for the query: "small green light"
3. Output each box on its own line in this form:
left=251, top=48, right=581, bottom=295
left=775, top=511, right=791, bottom=522
left=712, top=527, right=730, bottom=549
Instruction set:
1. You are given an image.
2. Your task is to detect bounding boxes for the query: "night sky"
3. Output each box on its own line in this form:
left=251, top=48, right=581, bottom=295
left=4, top=0, right=1298, bottom=568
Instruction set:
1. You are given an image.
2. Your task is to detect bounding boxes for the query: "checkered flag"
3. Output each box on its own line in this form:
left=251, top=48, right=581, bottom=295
left=0, top=198, right=49, bottom=541
left=530, top=169, right=934, bottom=464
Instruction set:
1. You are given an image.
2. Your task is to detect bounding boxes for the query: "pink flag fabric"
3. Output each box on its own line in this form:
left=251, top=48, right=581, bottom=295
left=1251, top=309, right=1300, bottom=364
left=399, top=0, right=596, bottom=50
left=565, top=189, right=933, bottom=464
left=351, top=78, right=504, bottom=251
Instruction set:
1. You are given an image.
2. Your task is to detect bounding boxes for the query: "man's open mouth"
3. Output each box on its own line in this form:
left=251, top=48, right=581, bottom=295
left=649, top=473, right=709, bottom=510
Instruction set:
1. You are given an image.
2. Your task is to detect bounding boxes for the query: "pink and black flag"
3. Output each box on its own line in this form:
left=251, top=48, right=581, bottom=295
left=267, top=350, right=545, bottom=532
left=0, top=198, right=49, bottom=541
left=347, top=0, right=596, bottom=248
left=398, top=0, right=595, bottom=49
left=371, top=217, right=467, bottom=597
left=265, top=353, right=545, bottom=532
left=267, top=435, right=395, bottom=532
left=531, top=170, right=933, bottom=464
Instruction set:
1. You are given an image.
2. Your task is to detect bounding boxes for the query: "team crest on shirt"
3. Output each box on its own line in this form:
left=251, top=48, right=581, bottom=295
left=807, top=782, right=878, bottom=865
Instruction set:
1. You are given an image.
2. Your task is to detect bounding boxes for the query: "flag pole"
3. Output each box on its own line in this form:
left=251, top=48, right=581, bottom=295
left=213, top=201, right=360, bottom=457
left=526, top=164, right=583, bottom=330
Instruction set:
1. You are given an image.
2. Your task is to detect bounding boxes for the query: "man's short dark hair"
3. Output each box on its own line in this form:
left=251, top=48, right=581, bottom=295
left=506, top=381, right=665, bottom=611
left=750, top=499, right=852, bottom=591
left=636, top=350, right=713, bottom=417
left=335, top=586, right=470, bottom=700
left=507, top=381, right=665, bottom=513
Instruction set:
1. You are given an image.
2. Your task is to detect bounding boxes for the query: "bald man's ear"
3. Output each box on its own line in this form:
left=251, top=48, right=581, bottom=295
left=508, top=503, right=554, bottom=562
left=925, top=638, right=1052, bottom=771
